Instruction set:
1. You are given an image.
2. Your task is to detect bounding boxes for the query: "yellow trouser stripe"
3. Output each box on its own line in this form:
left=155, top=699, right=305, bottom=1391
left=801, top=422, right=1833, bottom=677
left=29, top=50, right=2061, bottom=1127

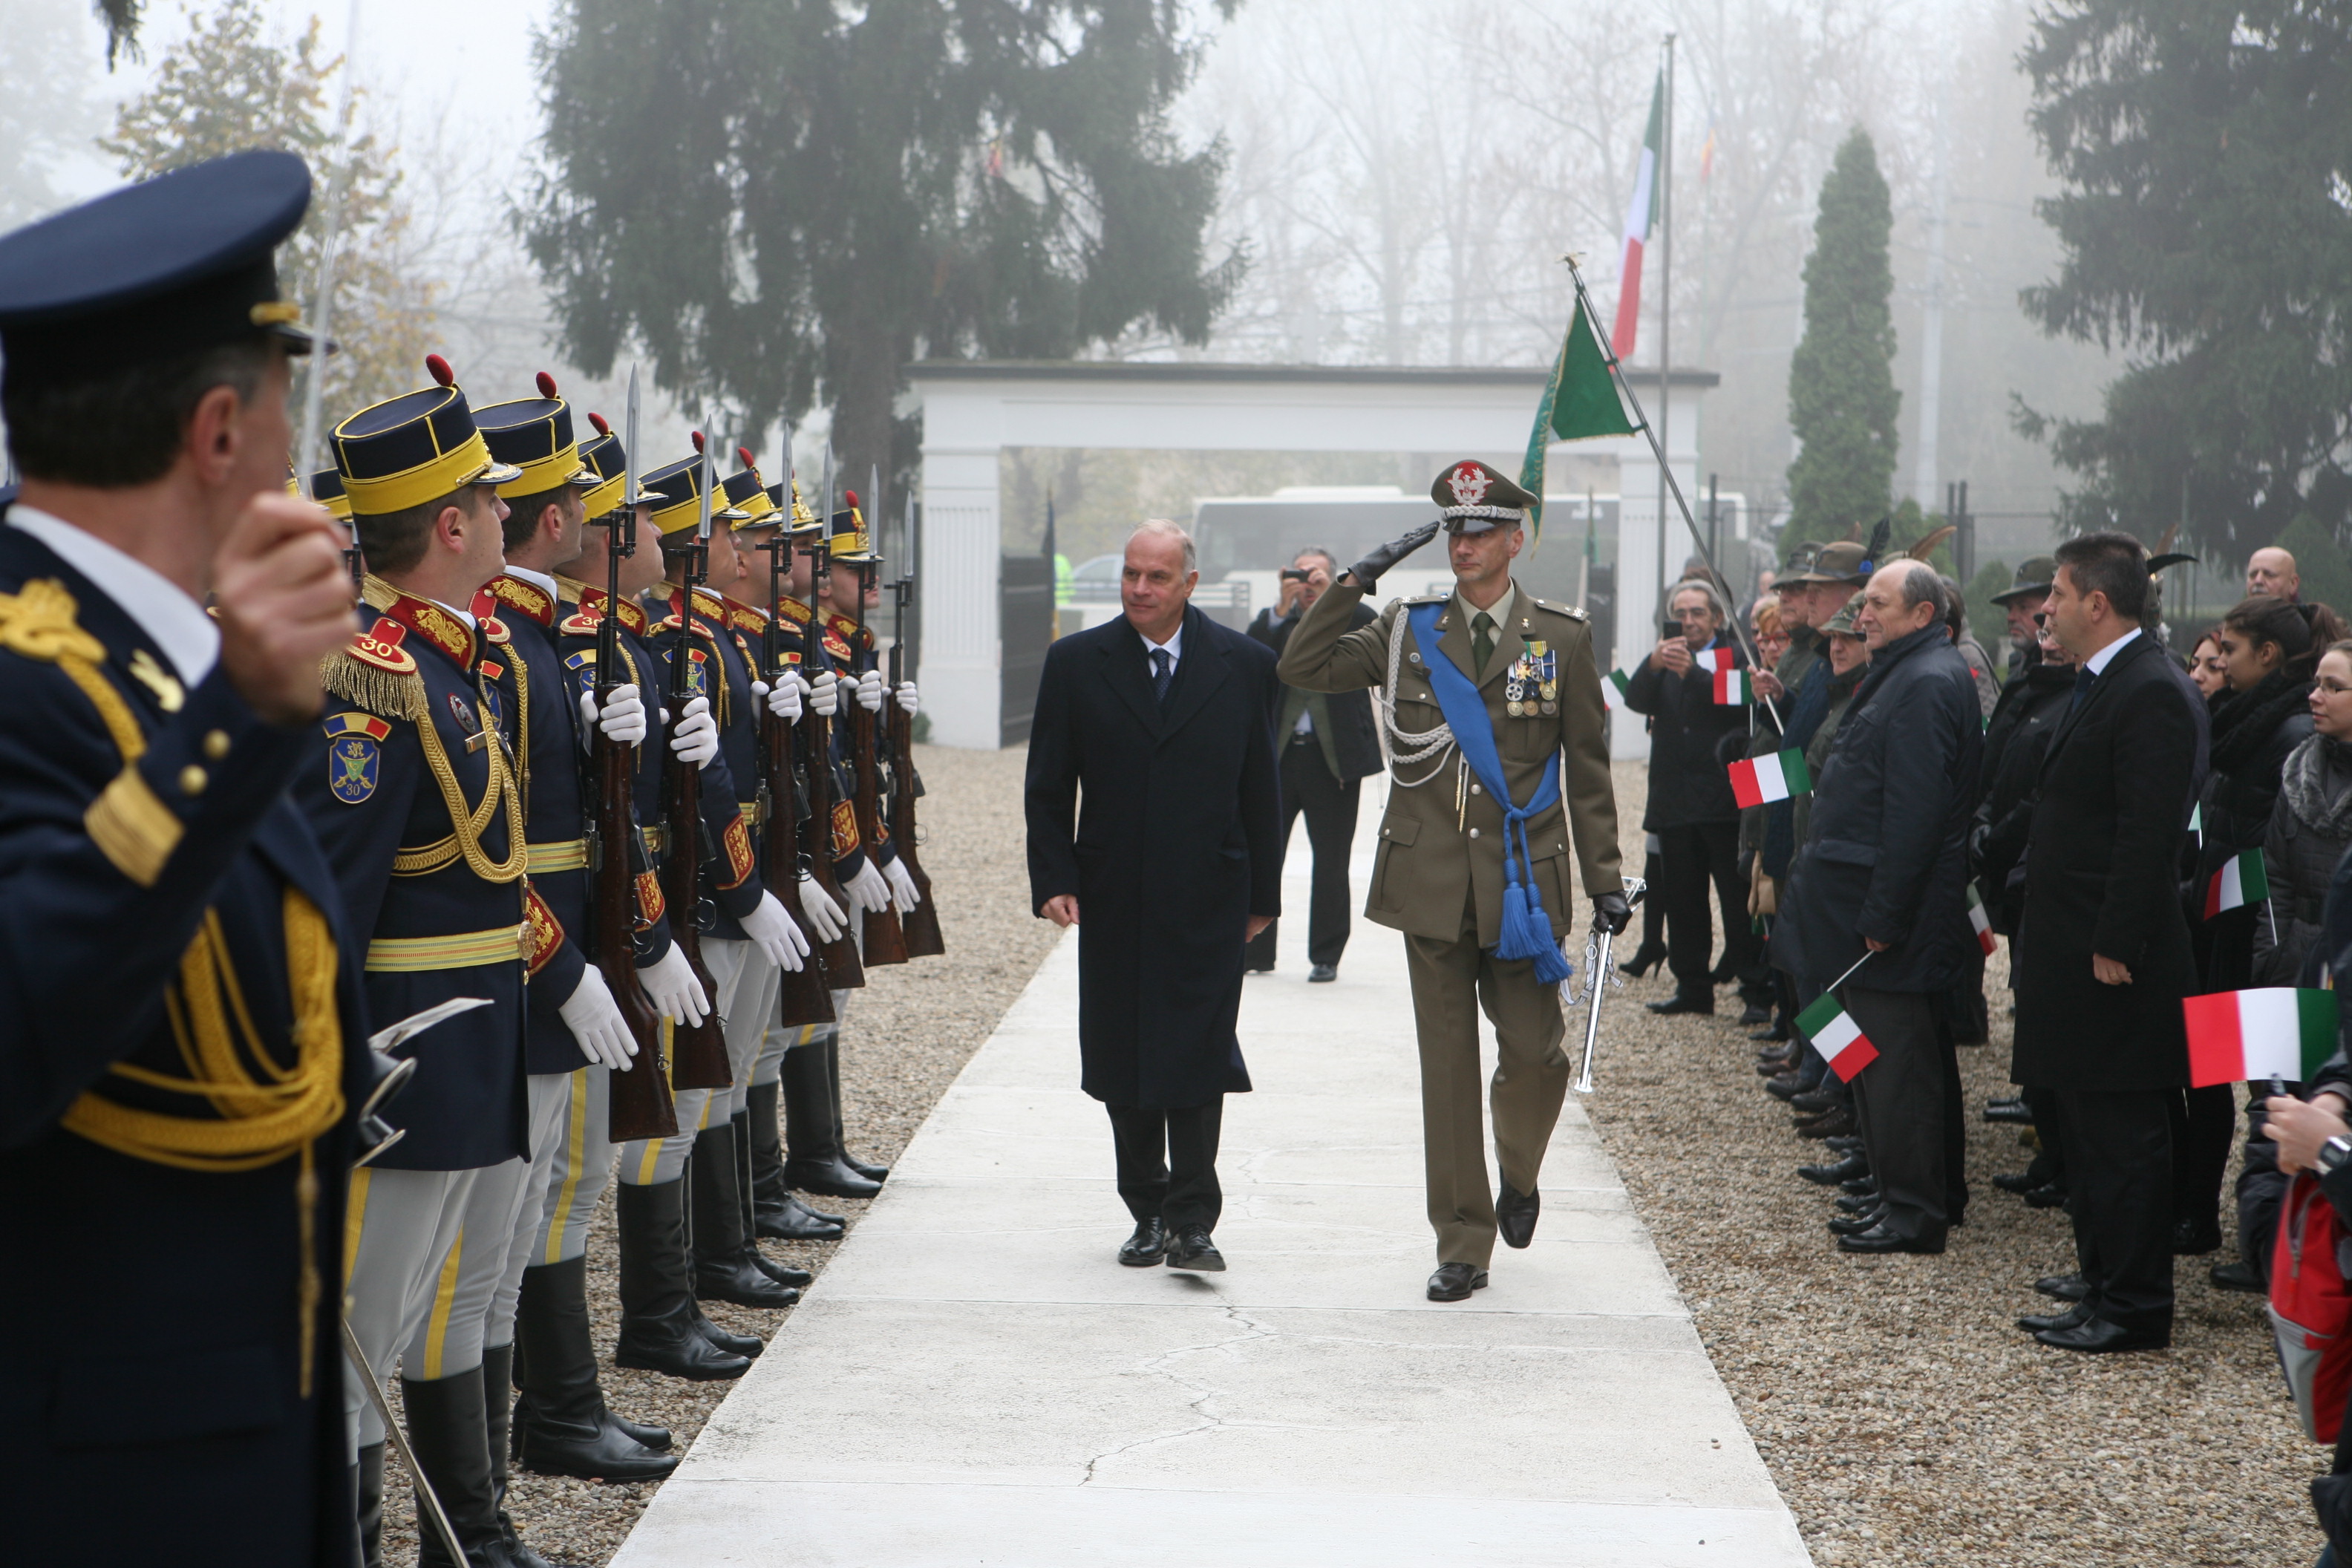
left=544, top=1069, right=590, bottom=1265
left=343, top=1167, right=372, bottom=1293
left=421, top=1226, right=464, bottom=1381
left=365, top=924, right=529, bottom=972
left=526, top=839, right=590, bottom=875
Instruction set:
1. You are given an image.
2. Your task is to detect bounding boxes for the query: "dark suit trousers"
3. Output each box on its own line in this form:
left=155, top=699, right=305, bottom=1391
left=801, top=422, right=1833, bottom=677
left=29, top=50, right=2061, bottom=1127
left=1106, top=1099, right=1224, bottom=1232
left=1843, top=987, right=1965, bottom=1238
left=1245, top=737, right=1362, bottom=970
left=1659, top=820, right=1758, bottom=1004
left=2051, top=1086, right=2175, bottom=1335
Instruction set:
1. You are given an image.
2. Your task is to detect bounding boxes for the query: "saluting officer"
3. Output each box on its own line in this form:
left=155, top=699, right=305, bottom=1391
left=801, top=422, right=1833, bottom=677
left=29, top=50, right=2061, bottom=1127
left=1279, top=460, right=1629, bottom=1302
left=0, top=149, right=373, bottom=1568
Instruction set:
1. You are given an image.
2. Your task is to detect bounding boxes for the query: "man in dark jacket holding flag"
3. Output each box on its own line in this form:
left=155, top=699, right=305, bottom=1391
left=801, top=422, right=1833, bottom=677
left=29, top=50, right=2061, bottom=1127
left=1778, top=560, right=1983, bottom=1256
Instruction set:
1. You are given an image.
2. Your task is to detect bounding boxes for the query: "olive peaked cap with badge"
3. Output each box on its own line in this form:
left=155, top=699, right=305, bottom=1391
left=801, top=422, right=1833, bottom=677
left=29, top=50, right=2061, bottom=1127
left=1431, top=459, right=1536, bottom=535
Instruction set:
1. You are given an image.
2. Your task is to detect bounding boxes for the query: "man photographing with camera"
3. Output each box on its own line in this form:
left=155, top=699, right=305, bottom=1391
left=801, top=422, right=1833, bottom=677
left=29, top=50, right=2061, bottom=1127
left=1244, top=549, right=1383, bottom=981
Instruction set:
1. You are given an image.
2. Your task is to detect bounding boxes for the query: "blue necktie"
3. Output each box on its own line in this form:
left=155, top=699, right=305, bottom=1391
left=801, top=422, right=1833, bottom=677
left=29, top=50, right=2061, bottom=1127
left=1152, top=647, right=1174, bottom=709
left=2070, top=665, right=2096, bottom=711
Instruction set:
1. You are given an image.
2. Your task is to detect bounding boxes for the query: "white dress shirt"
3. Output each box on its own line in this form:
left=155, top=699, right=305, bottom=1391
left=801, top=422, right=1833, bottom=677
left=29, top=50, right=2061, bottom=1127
left=1142, top=619, right=1183, bottom=680
left=7, top=503, right=221, bottom=684
left=2082, top=625, right=2142, bottom=679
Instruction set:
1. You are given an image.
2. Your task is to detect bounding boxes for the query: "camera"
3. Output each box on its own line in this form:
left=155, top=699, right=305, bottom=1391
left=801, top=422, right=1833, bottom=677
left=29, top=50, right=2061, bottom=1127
left=1281, top=568, right=1310, bottom=583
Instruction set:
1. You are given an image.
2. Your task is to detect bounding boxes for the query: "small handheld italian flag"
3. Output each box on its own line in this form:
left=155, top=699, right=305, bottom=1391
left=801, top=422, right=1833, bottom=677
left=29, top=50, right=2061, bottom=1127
left=1965, top=884, right=1996, bottom=956
left=1728, top=748, right=1811, bottom=808
left=1693, top=646, right=1732, bottom=676
left=1600, top=669, right=1632, bottom=710
left=1796, top=990, right=1878, bottom=1081
left=2183, top=987, right=2336, bottom=1088
left=1713, top=665, right=1751, bottom=705
left=2204, top=848, right=2269, bottom=920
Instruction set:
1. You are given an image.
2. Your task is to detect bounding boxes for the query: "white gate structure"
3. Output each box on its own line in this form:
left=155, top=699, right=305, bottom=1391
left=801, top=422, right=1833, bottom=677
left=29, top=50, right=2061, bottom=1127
left=910, top=359, right=1717, bottom=757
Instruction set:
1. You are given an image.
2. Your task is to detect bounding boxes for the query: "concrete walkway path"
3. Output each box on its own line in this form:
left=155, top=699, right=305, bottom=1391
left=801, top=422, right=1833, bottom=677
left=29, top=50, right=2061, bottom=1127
left=614, top=780, right=1812, bottom=1567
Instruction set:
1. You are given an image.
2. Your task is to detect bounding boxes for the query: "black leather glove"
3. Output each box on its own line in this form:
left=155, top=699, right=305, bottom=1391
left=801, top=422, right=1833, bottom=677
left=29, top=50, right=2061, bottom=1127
left=1345, top=520, right=1441, bottom=589
left=1591, top=891, right=1631, bottom=936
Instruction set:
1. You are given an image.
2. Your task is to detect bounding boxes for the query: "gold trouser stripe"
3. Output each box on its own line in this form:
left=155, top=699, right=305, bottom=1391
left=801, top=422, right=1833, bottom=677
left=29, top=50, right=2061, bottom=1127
left=85, top=765, right=182, bottom=888
left=543, top=1068, right=591, bottom=1265
left=365, top=923, right=529, bottom=973
left=526, top=839, right=590, bottom=874
left=344, top=1167, right=373, bottom=1294
left=420, top=1226, right=465, bottom=1381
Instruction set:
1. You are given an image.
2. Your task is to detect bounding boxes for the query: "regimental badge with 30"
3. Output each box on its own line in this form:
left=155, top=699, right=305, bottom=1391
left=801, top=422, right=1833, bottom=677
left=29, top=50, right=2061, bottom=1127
left=325, top=713, right=391, bottom=804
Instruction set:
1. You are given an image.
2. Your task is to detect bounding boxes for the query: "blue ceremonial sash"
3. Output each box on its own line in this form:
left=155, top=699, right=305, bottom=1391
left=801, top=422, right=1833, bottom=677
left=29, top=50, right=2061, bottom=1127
left=1405, top=603, right=1572, bottom=984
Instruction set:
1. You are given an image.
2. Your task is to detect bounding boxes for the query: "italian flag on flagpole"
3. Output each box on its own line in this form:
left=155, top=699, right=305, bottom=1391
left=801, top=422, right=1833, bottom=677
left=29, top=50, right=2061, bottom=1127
left=1600, top=669, right=1632, bottom=710
left=1796, top=990, right=1878, bottom=1081
left=1612, top=72, right=1666, bottom=360
left=1713, top=666, right=1751, bottom=705
left=1965, top=884, right=1996, bottom=956
left=2205, top=848, right=2269, bottom=919
left=1728, top=748, right=1811, bottom=808
left=2183, top=988, right=2336, bottom=1087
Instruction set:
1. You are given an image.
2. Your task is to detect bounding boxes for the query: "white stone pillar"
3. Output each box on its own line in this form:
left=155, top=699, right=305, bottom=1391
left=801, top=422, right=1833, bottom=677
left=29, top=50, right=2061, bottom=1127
left=916, top=444, right=1002, bottom=749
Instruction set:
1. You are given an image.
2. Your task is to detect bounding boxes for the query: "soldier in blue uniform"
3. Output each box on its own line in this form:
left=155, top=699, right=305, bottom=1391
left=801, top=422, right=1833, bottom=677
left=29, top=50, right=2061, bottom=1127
left=0, top=151, right=376, bottom=1567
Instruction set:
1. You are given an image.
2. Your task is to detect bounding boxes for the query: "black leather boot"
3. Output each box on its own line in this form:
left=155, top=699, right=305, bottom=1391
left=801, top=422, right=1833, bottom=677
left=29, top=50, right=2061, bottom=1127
left=748, top=1079, right=849, bottom=1240
left=731, top=1110, right=814, bottom=1287
left=402, top=1365, right=514, bottom=1568
left=480, top=1345, right=572, bottom=1568
left=690, top=1125, right=801, bottom=1308
left=825, top=1033, right=889, bottom=1185
left=783, top=1042, right=881, bottom=1199
left=356, top=1442, right=385, bottom=1568
left=692, top=1303, right=764, bottom=1358
left=613, top=1180, right=751, bottom=1382
left=513, top=1258, right=678, bottom=1482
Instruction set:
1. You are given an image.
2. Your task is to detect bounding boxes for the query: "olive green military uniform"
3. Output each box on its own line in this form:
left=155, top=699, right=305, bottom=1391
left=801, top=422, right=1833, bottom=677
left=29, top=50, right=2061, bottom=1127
left=1281, top=577, right=1623, bottom=1267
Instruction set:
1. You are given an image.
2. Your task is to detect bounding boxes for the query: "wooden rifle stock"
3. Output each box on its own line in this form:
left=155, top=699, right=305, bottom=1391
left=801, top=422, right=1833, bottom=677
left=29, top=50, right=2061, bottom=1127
left=886, top=612, right=944, bottom=956
left=760, top=547, right=834, bottom=1024
left=797, top=703, right=866, bottom=987
left=659, top=585, right=734, bottom=1091
left=595, top=546, right=677, bottom=1143
left=849, top=687, right=911, bottom=967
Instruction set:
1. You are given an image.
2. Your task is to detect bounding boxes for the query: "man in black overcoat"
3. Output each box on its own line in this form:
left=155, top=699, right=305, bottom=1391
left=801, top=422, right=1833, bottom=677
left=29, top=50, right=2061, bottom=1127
left=1243, top=547, right=1382, bottom=981
left=1026, top=520, right=1283, bottom=1274
left=2012, top=531, right=2206, bottom=1353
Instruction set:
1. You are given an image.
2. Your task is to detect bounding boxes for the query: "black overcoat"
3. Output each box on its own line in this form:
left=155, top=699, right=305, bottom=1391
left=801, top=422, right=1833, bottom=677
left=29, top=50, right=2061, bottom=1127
left=1025, top=604, right=1283, bottom=1108
left=2011, top=633, right=2206, bottom=1091
left=1622, top=634, right=1748, bottom=829
left=1246, top=602, right=1384, bottom=781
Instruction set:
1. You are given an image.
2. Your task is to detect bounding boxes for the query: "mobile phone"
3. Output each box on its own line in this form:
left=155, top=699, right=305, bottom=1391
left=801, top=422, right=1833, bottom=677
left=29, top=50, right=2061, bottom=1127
left=1663, top=619, right=1684, bottom=640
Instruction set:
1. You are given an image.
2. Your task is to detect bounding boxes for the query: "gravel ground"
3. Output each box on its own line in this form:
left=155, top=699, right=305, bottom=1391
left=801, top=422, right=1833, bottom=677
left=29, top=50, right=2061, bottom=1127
left=1578, top=760, right=2325, bottom=1568
left=379, top=742, right=1064, bottom=1568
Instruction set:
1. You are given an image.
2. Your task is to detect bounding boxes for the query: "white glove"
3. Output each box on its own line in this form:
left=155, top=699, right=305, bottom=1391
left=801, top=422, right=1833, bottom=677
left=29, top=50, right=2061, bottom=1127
left=883, top=856, right=922, bottom=912
left=895, top=680, right=918, bottom=715
left=578, top=684, right=647, bottom=748
left=798, top=873, right=847, bottom=943
left=670, top=695, right=719, bottom=769
left=558, top=967, right=638, bottom=1071
left=843, top=858, right=890, bottom=916
left=739, top=889, right=811, bottom=972
left=767, top=668, right=807, bottom=722
left=636, top=944, right=708, bottom=1028
left=808, top=667, right=840, bottom=716
left=855, top=669, right=886, bottom=712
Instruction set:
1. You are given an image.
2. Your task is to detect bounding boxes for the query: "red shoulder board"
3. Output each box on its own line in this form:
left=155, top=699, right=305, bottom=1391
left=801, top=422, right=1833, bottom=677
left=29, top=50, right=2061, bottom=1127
left=776, top=596, right=814, bottom=627
left=488, top=574, right=556, bottom=627
left=821, top=627, right=855, bottom=664
left=347, top=618, right=417, bottom=674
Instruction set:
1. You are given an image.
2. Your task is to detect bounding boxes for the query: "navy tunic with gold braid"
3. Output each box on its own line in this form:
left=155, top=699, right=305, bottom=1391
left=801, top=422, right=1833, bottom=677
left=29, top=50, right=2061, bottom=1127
left=646, top=584, right=769, bottom=942
left=554, top=575, right=676, bottom=967
left=0, top=523, right=370, bottom=1568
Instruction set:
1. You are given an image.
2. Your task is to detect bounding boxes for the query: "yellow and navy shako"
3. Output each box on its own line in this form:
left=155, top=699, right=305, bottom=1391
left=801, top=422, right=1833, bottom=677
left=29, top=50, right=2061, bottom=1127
left=722, top=447, right=781, bottom=530
left=642, top=432, right=748, bottom=536
left=331, top=354, right=521, bottom=518
left=1431, top=459, right=1535, bottom=535
left=576, top=411, right=664, bottom=520
left=0, top=148, right=318, bottom=401
left=764, top=477, right=825, bottom=534
left=311, top=466, right=352, bottom=522
left=474, top=370, right=598, bottom=501
left=826, top=489, right=878, bottom=564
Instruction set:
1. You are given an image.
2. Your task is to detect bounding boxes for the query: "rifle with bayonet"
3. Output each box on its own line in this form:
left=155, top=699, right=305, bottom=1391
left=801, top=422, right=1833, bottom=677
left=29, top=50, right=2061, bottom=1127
left=847, top=469, right=910, bottom=967
left=886, top=554, right=944, bottom=957
left=796, top=492, right=866, bottom=989
left=656, top=432, right=735, bottom=1092
left=755, top=440, right=834, bottom=1025
left=594, top=372, right=678, bottom=1143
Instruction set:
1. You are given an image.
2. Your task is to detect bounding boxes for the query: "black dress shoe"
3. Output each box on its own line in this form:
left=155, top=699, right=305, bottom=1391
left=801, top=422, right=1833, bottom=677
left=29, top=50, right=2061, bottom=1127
left=1764, top=1074, right=1805, bottom=1101
left=1982, top=1100, right=2034, bottom=1126
left=2016, top=1300, right=2094, bottom=1334
left=1789, top=1088, right=1841, bottom=1114
left=1755, top=1051, right=1797, bottom=1075
left=1838, top=1223, right=1946, bottom=1255
left=1824, top=1134, right=1866, bottom=1154
left=1736, top=1003, right=1773, bottom=1026
left=1827, top=1208, right=1885, bottom=1236
left=1165, top=1226, right=1226, bottom=1273
left=1835, top=1192, right=1879, bottom=1214
left=2034, top=1316, right=2168, bottom=1353
left=1709, top=961, right=1737, bottom=984
left=693, top=1253, right=800, bottom=1310
left=1307, top=964, right=1338, bottom=983
left=1749, top=1024, right=1791, bottom=1043
left=1797, top=1154, right=1869, bottom=1186
left=1647, top=995, right=1714, bottom=1016
left=2034, top=1273, right=2091, bottom=1302
left=1119, top=1218, right=1168, bottom=1267
left=755, top=1192, right=847, bottom=1242
left=1990, top=1172, right=2040, bottom=1195
left=1839, top=1175, right=1877, bottom=1196
left=692, top=1309, right=764, bottom=1359
left=1794, top=1106, right=1857, bottom=1140
left=1497, top=1182, right=1540, bottom=1249
left=2172, top=1215, right=2224, bottom=1255
left=2022, top=1182, right=2068, bottom=1209
left=1427, top=1262, right=1489, bottom=1301
left=746, top=1250, right=814, bottom=1289
left=1618, top=942, right=1665, bottom=979
left=2210, top=1260, right=2264, bottom=1293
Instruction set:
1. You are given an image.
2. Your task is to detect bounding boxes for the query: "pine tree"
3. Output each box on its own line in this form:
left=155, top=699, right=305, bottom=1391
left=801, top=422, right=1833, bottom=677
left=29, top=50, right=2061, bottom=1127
left=1786, top=129, right=1899, bottom=540
left=523, top=0, right=1244, bottom=490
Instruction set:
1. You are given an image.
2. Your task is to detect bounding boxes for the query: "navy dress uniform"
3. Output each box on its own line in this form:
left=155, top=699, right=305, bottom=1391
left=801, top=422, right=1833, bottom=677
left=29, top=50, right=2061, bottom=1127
left=0, top=150, right=375, bottom=1567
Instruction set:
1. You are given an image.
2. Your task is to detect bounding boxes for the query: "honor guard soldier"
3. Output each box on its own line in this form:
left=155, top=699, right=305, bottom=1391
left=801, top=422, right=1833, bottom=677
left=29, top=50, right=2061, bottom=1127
left=470, top=377, right=702, bottom=1488
left=1278, top=460, right=1629, bottom=1301
left=297, top=356, right=565, bottom=1568
left=0, top=149, right=376, bottom=1568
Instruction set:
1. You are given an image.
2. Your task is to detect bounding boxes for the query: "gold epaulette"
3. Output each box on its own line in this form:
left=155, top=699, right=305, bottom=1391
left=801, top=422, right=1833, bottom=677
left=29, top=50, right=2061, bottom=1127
left=321, top=620, right=426, bottom=722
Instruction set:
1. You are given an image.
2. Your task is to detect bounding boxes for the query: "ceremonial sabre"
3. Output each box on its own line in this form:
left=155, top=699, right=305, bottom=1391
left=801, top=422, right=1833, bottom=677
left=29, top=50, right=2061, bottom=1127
left=1573, top=874, right=1648, bottom=1096
left=342, top=1321, right=464, bottom=1566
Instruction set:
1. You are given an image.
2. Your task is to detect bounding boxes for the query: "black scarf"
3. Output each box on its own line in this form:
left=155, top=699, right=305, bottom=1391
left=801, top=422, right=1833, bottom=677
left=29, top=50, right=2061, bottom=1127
left=2210, top=668, right=2314, bottom=779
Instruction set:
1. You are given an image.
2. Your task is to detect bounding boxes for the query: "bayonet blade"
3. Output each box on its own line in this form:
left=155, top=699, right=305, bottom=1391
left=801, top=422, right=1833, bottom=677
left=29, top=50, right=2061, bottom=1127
left=696, top=419, right=713, bottom=543
left=622, top=368, right=640, bottom=519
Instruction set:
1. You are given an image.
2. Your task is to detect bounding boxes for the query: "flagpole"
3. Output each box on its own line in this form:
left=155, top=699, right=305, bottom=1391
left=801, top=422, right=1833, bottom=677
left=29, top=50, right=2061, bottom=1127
left=1561, top=250, right=1780, bottom=732
left=1656, top=33, right=1675, bottom=617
